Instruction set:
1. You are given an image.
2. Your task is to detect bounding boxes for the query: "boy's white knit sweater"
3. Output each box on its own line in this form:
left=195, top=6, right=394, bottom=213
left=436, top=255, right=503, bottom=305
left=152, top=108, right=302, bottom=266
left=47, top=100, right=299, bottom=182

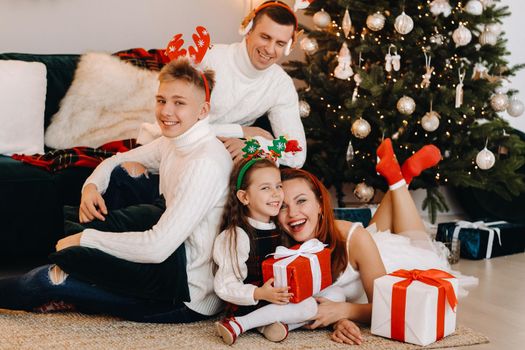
left=138, top=40, right=306, bottom=168
left=80, top=118, right=232, bottom=316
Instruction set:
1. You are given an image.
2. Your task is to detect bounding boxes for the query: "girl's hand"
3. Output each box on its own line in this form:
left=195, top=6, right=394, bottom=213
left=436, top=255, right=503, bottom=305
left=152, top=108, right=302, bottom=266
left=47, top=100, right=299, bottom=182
left=305, top=297, right=348, bottom=329
left=331, top=319, right=363, bottom=345
left=254, top=278, right=293, bottom=304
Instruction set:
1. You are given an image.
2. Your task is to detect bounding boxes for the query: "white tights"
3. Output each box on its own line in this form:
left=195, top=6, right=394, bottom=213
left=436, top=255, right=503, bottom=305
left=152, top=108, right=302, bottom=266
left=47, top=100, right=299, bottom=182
left=234, top=285, right=346, bottom=333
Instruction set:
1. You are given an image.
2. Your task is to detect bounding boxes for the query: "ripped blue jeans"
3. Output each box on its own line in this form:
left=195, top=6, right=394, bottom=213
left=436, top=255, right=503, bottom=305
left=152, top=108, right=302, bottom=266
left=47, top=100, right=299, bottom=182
left=0, top=265, right=207, bottom=323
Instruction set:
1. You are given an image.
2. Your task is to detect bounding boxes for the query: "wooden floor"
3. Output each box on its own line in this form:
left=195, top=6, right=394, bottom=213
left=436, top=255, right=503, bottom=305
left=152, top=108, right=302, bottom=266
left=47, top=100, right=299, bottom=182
left=453, top=253, right=525, bottom=349
left=1, top=253, right=524, bottom=349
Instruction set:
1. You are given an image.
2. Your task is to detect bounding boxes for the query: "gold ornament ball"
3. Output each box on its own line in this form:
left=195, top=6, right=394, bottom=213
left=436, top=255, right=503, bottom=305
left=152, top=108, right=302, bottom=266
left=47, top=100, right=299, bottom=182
left=354, top=182, right=375, bottom=202
left=394, top=11, right=414, bottom=35
left=396, top=96, right=416, bottom=115
left=490, top=93, right=509, bottom=112
left=366, top=12, right=386, bottom=32
left=298, top=100, right=311, bottom=118
left=507, top=98, right=525, bottom=117
left=476, top=148, right=495, bottom=170
left=313, top=9, right=331, bottom=29
left=479, top=30, right=498, bottom=45
left=421, top=111, right=440, bottom=132
left=351, top=118, right=371, bottom=139
left=300, top=36, right=318, bottom=55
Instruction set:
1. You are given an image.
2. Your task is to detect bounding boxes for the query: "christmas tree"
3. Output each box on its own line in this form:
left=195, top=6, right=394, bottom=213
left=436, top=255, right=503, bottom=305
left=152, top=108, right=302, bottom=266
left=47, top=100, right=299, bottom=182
left=286, top=0, right=525, bottom=221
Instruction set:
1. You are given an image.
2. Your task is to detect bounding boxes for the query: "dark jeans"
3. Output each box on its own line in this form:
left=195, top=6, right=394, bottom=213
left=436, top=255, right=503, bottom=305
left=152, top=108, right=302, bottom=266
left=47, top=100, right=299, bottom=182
left=0, top=265, right=206, bottom=323
left=0, top=166, right=202, bottom=323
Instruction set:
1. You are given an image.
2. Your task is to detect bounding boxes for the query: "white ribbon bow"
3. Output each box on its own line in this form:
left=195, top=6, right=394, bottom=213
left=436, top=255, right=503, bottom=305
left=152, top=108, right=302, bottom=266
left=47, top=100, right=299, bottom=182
left=268, top=239, right=327, bottom=295
left=453, top=220, right=506, bottom=259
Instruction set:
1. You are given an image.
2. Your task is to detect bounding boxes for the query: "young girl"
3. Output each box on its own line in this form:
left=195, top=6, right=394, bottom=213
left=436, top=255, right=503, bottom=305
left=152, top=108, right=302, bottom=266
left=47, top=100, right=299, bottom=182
left=213, top=157, right=345, bottom=345
left=277, top=139, right=475, bottom=345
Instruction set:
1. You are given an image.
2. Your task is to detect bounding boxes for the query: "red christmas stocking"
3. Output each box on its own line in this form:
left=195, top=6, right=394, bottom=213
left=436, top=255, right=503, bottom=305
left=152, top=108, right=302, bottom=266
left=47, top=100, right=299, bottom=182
left=401, top=145, right=442, bottom=185
left=376, top=138, right=406, bottom=190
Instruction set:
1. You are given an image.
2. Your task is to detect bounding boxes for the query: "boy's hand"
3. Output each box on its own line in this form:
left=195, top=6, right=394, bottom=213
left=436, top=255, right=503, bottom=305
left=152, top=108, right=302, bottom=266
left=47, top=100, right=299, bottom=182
left=56, top=233, right=82, bottom=251
left=79, top=184, right=107, bottom=223
left=331, top=319, right=363, bottom=345
left=253, top=278, right=293, bottom=304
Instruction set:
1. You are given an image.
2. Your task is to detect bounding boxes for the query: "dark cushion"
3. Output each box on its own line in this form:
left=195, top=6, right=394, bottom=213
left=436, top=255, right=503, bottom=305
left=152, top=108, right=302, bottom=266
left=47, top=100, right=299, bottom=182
left=0, top=156, right=62, bottom=260
left=49, top=244, right=190, bottom=303
left=0, top=53, right=79, bottom=129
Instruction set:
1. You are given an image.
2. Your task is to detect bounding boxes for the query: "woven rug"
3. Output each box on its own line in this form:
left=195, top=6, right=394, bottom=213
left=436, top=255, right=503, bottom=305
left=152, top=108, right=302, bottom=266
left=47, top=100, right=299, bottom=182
left=0, top=310, right=489, bottom=349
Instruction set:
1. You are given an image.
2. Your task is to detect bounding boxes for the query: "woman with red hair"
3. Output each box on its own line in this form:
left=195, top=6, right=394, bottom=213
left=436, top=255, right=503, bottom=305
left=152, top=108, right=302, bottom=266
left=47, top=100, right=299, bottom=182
left=277, top=138, right=453, bottom=344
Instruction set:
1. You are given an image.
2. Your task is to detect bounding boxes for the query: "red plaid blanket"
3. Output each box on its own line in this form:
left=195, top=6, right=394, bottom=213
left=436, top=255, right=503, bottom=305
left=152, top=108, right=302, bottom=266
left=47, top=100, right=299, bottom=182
left=113, top=48, right=169, bottom=71
left=12, top=139, right=137, bottom=173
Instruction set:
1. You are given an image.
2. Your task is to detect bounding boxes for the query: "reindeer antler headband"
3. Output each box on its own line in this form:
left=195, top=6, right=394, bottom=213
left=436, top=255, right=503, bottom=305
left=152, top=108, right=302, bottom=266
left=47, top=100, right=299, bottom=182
left=239, top=1, right=314, bottom=56
left=165, top=26, right=211, bottom=102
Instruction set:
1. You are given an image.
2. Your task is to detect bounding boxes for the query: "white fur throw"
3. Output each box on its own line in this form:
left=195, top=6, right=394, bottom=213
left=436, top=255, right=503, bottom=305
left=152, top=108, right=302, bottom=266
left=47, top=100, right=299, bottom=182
left=44, top=53, right=158, bottom=149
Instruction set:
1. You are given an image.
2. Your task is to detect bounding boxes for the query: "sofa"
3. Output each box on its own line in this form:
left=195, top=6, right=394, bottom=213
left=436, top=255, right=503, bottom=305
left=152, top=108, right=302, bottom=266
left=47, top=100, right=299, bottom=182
left=0, top=53, right=92, bottom=261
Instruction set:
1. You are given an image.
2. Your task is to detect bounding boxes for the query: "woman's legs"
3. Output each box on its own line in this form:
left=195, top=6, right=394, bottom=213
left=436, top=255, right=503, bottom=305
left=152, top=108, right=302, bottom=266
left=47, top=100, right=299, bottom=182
left=370, top=139, right=440, bottom=234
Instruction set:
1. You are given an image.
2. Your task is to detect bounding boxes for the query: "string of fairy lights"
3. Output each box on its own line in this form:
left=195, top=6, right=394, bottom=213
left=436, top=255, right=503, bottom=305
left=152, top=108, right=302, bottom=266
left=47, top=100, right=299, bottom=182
left=296, top=0, right=523, bottom=199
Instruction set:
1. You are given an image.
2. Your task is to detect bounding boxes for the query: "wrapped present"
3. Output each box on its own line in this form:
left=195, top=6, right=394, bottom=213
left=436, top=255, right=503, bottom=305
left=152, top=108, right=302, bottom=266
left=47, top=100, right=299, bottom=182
left=371, top=269, right=458, bottom=346
left=262, top=239, right=332, bottom=303
left=437, top=220, right=525, bottom=260
left=333, top=207, right=373, bottom=226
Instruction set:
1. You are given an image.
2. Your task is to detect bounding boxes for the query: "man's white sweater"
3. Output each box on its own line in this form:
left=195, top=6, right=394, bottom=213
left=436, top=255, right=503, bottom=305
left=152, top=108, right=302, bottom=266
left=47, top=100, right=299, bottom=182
left=80, top=118, right=232, bottom=316
left=138, top=40, right=306, bottom=168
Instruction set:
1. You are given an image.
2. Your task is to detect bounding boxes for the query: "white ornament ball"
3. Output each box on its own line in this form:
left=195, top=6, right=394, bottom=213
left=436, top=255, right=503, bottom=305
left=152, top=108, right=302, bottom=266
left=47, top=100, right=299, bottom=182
left=490, top=93, right=509, bottom=112
left=479, top=30, right=498, bottom=45
left=494, top=79, right=510, bottom=94
left=430, top=0, right=452, bottom=17
left=476, top=147, right=495, bottom=170
left=452, top=24, right=472, bottom=47
left=313, top=9, right=331, bottom=29
left=480, top=0, right=495, bottom=9
left=366, top=12, right=386, bottom=32
left=485, top=23, right=502, bottom=35
left=421, top=111, right=441, bottom=132
left=351, top=118, right=371, bottom=139
left=299, top=100, right=311, bottom=118
left=465, top=0, right=483, bottom=15
left=353, top=182, right=375, bottom=202
left=396, top=96, right=416, bottom=115
left=507, top=98, right=525, bottom=117
left=300, top=36, right=318, bottom=55
left=394, top=11, right=414, bottom=35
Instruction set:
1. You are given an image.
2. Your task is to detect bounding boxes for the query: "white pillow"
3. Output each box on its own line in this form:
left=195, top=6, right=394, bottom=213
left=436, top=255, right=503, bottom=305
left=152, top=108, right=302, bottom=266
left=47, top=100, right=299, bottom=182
left=0, top=60, right=46, bottom=155
left=44, top=53, right=158, bottom=149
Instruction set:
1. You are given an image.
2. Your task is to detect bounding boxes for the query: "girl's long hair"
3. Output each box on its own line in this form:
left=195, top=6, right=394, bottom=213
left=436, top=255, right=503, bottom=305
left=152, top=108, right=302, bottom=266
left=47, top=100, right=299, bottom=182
left=218, top=158, right=279, bottom=279
left=280, top=168, right=348, bottom=279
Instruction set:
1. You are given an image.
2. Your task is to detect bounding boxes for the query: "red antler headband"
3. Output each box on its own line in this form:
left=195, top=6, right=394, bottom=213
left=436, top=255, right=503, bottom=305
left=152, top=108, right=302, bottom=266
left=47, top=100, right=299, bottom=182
left=165, top=26, right=211, bottom=102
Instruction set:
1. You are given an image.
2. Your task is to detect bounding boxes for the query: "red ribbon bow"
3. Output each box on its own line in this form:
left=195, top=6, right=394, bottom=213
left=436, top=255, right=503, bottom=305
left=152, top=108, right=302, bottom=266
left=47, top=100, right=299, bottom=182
left=390, top=269, right=458, bottom=342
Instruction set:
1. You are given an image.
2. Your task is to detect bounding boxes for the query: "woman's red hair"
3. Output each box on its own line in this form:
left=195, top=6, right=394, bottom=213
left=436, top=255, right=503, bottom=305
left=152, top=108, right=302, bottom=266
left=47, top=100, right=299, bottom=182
left=280, top=168, right=348, bottom=279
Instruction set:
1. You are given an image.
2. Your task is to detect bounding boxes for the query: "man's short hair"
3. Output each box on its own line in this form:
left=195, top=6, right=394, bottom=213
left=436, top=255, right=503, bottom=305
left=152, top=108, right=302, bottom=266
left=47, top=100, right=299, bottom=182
left=253, top=1, right=296, bottom=29
left=159, top=58, right=215, bottom=97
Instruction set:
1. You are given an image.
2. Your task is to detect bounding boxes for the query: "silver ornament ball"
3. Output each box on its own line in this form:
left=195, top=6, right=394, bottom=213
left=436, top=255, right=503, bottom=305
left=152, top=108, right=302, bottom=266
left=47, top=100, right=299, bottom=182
left=394, top=12, right=414, bottom=35
left=476, top=147, right=495, bottom=170
left=507, top=98, right=525, bottom=117
left=485, top=23, right=502, bottom=35
left=490, top=93, right=509, bottom=112
left=366, top=12, right=386, bottom=32
left=465, top=0, right=483, bottom=15
left=313, top=9, right=331, bottom=29
left=298, top=100, right=311, bottom=118
left=300, top=36, right=319, bottom=55
left=494, top=79, right=510, bottom=94
left=421, top=111, right=441, bottom=132
left=351, top=118, right=371, bottom=139
left=396, top=96, right=416, bottom=115
left=354, top=182, right=375, bottom=203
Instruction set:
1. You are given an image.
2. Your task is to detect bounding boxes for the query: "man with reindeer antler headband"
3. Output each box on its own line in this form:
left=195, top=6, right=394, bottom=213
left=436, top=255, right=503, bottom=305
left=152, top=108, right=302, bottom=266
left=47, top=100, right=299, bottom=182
left=138, top=0, right=308, bottom=169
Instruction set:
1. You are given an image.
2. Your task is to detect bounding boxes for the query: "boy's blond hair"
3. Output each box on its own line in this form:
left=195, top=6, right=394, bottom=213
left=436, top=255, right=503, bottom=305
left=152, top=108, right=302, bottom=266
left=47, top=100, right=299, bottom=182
left=158, top=58, right=215, bottom=97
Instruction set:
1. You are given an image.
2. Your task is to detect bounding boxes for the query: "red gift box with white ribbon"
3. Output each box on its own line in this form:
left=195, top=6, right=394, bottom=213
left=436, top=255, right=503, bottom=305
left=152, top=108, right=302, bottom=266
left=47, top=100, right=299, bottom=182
left=262, top=239, right=332, bottom=303
left=371, top=269, right=458, bottom=346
